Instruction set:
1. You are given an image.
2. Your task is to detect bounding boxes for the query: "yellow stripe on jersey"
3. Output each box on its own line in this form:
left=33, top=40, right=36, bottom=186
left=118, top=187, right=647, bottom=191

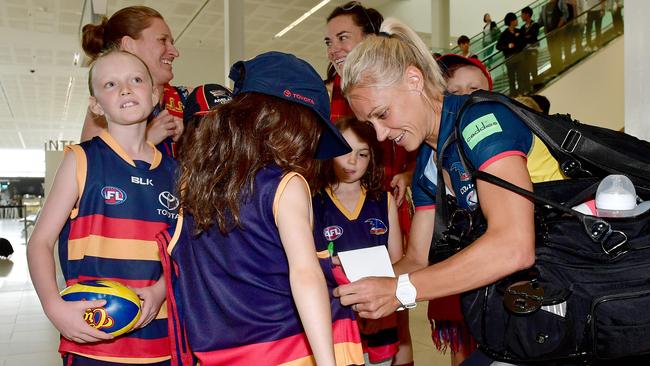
left=325, top=187, right=366, bottom=221
left=278, top=341, right=365, bottom=366
left=99, top=131, right=162, bottom=170
left=166, top=214, right=184, bottom=255
left=70, top=353, right=171, bottom=364
left=334, top=341, right=365, bottom=366
left=316, top=249, right=331, bottom=259
left=65, top=144, right=87, bottom=220
left=68, top=236, right=160, bottom=261
left=273, top=172, right=311, bottom=227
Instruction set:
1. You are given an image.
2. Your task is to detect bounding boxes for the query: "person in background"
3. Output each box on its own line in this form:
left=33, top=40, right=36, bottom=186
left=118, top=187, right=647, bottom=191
left=324, top=4, right=416, bottom=364
left=313, top=117, right=404, bottom=366
left=176, top=83, right=232, bottom=158
left=438, top=54, right=493, bottom=96
left=584, top=0, right=606, bottom=50
left=520, top=6, right=541, bottom=88
left=80, top=6, right=185, bottom=159
left=539, top=0, right=570, bottom=74
left=162, top=51, right=363, bottom=366
left=28, top=50, right=178, bottom=365
left=497, top=12, right=527, bottom=96
left=482, top=13, right=499, bottom=63
left=609, top=0, right=624, bottom=35
left=457, top=35, right=474, bottom=58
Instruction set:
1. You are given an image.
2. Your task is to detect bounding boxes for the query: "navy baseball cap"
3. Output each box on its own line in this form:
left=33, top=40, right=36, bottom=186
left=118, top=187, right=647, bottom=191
left=183, top=84, right=233, bottom=124
left=229, top=51, right=351, bottom=159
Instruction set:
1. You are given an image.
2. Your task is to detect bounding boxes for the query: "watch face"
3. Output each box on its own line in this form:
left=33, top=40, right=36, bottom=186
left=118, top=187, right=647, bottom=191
left=398, top=286, right=416, bottom=301
left=397, top=282, right=417, bottom=305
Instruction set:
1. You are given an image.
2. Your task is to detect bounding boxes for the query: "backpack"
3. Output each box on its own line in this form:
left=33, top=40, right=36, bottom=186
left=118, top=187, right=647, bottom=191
left=430, top=91, right=650, bottom=363
left=0, top=237, right=14, bottom=258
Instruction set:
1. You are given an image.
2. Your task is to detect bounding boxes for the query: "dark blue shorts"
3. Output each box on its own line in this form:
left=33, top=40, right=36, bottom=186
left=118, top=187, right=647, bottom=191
left=62, top=354, right=171, bottom=366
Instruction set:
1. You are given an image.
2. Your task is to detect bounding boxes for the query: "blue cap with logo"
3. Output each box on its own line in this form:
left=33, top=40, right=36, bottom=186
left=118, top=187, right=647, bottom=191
left=229, top=51, right=351, bottom=159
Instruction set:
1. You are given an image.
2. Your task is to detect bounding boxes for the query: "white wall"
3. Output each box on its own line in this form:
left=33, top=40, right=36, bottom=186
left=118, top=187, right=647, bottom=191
left=173, top=48, right=224, bottom=89
left=0, top=149, right=45, bottom=178
left=449, top=0, right=530, bottom=38
left=44, top=151, right=64, bottom=198
left=379, top=0, right=432, bottom=34
left=624, top=0, right=650, bottom=141
left=542, top=37, right=624, bottom=130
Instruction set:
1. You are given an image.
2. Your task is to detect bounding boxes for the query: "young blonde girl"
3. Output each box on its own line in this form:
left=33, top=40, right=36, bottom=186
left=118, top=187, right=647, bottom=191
left=313, top=117, right=404, bottom=365
left=28, top=50, right=177, bottom=365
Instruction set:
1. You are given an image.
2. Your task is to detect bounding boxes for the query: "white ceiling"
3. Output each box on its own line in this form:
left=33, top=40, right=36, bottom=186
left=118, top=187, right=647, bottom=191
left=0, top=0, right=400, bottom=150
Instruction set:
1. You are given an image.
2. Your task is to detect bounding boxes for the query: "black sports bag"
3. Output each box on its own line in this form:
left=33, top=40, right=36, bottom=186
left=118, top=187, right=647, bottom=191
left=429, top=91, right=650, bottom=363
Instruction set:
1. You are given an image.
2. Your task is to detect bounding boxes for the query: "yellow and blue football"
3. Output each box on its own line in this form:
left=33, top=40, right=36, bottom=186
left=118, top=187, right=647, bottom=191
left=60, top=280, right=141, bottom=337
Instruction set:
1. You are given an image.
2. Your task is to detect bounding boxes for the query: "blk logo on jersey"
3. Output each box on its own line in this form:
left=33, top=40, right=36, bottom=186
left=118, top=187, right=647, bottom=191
left=101, top=187, right=127, bottom=205
left=323, top=226, right=343, bottom=241
left=365, top=218, right=387, bottom=235
left=131, top=176, right=154, bottom=186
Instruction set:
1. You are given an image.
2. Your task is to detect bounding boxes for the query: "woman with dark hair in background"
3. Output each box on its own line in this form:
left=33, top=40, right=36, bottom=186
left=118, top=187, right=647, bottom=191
left=482, top=13, right=499, bottom=62
left=324, top=3, right=415, bottom=365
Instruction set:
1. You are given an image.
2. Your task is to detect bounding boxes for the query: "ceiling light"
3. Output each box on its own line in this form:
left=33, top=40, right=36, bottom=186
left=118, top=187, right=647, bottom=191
left=274, top=0, right=330, bottom=39
left=62, top=76, right=74, bottom=121
left=18, top=132, right=26, bottom=149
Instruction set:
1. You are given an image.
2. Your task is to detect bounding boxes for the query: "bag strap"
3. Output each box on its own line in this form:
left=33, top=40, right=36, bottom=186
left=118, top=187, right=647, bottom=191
left=465, top=90, right=650, bottom=183
left=455, top=94, right=632, bottom=257
left=432, top=133, right=458, bottom=250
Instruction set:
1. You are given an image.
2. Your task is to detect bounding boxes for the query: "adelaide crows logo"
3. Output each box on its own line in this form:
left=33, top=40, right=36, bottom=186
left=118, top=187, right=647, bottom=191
left=365, top=218, right=387, bottom=235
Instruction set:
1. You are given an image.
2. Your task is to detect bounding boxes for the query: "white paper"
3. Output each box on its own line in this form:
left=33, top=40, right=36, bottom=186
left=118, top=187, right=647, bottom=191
left=337, top=245, right=395, bottom=282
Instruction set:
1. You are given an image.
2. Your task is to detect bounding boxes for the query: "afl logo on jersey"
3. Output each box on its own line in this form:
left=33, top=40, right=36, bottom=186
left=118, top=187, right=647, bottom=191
left=101, top=187, right=127, bottom=205
left=323, top=226, right=343, bottom=241
left=365, top=218, right=387, bottom=235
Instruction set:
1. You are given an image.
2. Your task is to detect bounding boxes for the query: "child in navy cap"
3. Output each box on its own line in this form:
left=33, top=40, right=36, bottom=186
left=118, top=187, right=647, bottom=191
left=177, top=84, right=233, bottom=157
left=157, top=52, right=363, bottom=366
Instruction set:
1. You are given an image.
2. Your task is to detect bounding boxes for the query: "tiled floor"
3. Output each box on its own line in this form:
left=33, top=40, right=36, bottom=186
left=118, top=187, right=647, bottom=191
left=0, top=218, right=452, bottom=366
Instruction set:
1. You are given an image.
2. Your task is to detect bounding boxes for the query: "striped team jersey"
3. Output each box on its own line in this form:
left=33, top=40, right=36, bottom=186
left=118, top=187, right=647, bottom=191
left=58, top=131, right=178, bottom=363
left=164, top=165, right=364, bottom=366
left=312, top=188, right=399, bottom=363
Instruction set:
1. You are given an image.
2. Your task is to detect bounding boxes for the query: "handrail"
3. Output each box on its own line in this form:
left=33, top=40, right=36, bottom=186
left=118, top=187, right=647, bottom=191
left=448, top=0, right=548, bottom=55
left=485, top=0, right=624, bottom=96
left=448, top=0, right=609, bottom=63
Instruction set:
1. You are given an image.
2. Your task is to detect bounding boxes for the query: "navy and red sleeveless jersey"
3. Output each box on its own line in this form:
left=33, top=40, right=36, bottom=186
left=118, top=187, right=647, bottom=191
left=58, top=131, right=179, bottom=363
left=312, top=188, right=399, bottom=363
left=153, top=84, right=187, bottom=159
left=164, top=166, right=364, bottom=366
